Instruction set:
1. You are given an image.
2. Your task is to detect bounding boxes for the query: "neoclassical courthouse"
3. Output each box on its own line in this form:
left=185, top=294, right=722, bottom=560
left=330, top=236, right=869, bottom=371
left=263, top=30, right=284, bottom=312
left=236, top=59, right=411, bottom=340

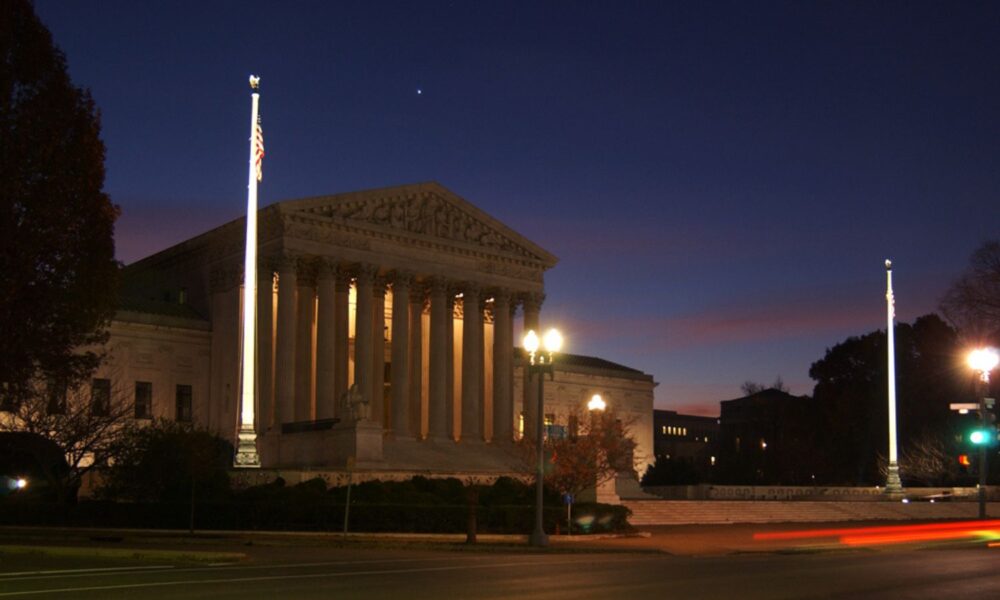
left=104, top=182, right=654, bottom=487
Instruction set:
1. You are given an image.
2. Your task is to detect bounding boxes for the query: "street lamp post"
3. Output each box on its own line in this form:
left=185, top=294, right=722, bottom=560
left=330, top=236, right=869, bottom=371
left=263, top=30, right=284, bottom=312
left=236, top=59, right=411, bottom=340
left=523, top=328, right=562, bottom=548
left=968, top=347, right=999, bottom=519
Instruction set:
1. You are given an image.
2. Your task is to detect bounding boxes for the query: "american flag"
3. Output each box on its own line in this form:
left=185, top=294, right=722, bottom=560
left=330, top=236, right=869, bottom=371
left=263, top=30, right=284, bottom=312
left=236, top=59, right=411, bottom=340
left=254, top=118, right=265, bottom=182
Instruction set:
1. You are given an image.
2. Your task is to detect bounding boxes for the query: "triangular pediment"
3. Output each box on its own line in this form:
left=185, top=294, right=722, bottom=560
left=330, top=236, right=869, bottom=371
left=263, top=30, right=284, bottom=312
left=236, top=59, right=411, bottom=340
left=278, top=182, right=557, bottom=266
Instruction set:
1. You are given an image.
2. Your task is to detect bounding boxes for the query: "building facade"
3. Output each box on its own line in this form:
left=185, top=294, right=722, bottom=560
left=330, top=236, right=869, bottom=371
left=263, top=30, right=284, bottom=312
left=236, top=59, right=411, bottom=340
left=107, top=183, right=655, bottom=478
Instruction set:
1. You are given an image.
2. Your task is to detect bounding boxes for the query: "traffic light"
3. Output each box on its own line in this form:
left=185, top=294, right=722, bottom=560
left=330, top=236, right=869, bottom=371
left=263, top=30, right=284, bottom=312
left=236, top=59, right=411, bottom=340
left=967, top=427, right=996, bottom=446
left=958, top=454, right=971, bottom=467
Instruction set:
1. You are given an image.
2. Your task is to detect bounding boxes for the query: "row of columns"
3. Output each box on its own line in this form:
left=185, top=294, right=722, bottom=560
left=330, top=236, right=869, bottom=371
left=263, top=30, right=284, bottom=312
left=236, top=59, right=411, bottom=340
left=248, top=256, right=543, bottom=443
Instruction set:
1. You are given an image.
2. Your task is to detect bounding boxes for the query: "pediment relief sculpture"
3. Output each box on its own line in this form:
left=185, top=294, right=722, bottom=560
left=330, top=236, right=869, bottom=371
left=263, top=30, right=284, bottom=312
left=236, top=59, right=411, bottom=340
left=296, top=192, right=541, bottom=261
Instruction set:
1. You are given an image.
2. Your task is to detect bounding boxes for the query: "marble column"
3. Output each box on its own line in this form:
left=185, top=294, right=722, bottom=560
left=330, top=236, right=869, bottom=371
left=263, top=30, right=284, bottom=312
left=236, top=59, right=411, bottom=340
left=492, top=290, right=514, bottom=443
left=315, top=260, right=336, bottom=420
left=354, top=264, right=376, bottom=410
left=521, top=292, right=542, bottom=441
left=294, top=263, right=316, bottom=422
left=408, top=285, right=425, bottom=438
left=333, top=268, right=351, bottom=411
left=461, top=284, right=484, bottom=441
left=274, top=257, right=297, bottom=426
left=256, top=265, right=275, bottom=433
left=390, top=272, right=412, bottom=437
left=428, top=279, right=449, bottom=440
left=446, top=291, right=456, bottom=440
left=372, top=276, right=387, bottom=426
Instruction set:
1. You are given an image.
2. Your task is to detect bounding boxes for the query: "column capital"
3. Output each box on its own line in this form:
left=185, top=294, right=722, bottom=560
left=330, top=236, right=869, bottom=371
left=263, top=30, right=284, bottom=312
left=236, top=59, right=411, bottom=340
left=491, top=288, right=512, bottom=304
left=272, top=253, right=299, bottom=274
left=519, top=292, right=545, bottom=313
left=315, top=258, right=339, bottom=281
left=390, top=270, right=414, bottom=289
left=460, top=282, right=482, bottom=300
left=427, top=277, right=450, bottom=297
left=355, top=263, right=378, bottom=284
left=296, top=257, right=318, bottom=286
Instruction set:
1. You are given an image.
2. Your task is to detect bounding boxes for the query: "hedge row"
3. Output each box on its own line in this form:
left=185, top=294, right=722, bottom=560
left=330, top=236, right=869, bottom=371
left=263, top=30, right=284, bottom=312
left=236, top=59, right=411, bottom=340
left=0, top=476, right=631, bottom=534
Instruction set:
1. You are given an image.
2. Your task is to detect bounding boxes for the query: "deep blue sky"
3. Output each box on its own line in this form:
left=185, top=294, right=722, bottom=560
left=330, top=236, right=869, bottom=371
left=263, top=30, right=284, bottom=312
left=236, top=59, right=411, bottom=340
left=34, top=1, right=999, bottom=415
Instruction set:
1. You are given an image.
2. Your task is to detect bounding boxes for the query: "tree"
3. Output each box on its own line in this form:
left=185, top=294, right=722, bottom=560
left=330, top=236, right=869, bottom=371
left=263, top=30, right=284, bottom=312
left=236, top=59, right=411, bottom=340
left=519, top=409, right=639, bottom=499
left=1, top=0, right=120, bottom=409
left=99, top=420, right=233, bottom=505
left=0, top=377, right=133, bottom=502
left=740, top=377, right=789, bottom=396
left=809, top=314, right=970, bottom=485
left=940, top=241, right=1000, bottom=342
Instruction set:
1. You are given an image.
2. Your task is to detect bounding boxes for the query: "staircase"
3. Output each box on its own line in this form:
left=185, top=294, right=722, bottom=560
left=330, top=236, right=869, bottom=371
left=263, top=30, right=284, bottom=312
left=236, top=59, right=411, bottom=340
left=624, top=499, right=1000, bottom=526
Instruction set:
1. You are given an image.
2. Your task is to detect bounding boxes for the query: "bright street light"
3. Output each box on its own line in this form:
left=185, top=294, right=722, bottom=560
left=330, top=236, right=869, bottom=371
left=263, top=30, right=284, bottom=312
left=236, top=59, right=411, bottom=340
left=968, top=348, right=999, bottom=379
left=967, top=346, right=998, bottom=519
left=587, top=394, right=606, bottom=412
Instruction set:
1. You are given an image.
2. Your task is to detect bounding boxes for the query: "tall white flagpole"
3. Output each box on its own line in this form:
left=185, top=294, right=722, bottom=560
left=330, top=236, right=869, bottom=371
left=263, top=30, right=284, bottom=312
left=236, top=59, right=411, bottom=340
left=884, top=259, right=902, bottom=494
left=235, top=75, right=262, bottom=468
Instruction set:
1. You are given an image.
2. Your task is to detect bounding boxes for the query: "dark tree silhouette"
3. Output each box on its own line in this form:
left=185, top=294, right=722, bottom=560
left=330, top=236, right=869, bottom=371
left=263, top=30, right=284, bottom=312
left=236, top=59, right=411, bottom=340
left=809, top=314, right=970, bottom=485
left=940, top=241, right=1000, bottom=343
left=0, top=0, right=119, bottom=408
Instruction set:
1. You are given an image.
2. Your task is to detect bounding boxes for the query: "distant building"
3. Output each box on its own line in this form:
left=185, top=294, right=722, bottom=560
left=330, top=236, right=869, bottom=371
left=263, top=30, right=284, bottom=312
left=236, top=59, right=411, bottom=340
left=717, top=388, right=816, bottom=485
left=651, top=410, right=719, bottom=482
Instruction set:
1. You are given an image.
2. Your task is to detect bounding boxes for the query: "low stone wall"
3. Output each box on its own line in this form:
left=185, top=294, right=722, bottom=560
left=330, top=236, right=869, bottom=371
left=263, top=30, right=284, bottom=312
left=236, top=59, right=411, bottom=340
left=643, top=484, right=991, bottom=502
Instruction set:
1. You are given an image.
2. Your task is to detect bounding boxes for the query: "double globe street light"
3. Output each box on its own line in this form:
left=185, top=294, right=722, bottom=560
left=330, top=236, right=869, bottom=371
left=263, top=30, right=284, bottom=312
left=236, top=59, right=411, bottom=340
left=523, top=327, right=562, bottom=548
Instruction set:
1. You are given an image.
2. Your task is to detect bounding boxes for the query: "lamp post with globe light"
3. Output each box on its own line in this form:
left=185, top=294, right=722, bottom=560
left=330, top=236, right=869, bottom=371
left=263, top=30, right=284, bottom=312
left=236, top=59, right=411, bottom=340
left=523, top=328, right=562, bottom=548
left=968, top=347, right=999, bottom=519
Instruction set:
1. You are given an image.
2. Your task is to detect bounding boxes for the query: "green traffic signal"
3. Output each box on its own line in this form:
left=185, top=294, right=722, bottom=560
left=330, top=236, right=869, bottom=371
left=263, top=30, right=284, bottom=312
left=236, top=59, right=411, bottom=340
left=968, top=428, right=995, bottom=445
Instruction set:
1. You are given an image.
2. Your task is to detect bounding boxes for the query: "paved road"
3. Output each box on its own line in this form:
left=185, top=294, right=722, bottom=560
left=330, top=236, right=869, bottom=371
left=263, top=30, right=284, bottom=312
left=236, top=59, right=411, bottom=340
left=2, top=543, right=999, bottom=599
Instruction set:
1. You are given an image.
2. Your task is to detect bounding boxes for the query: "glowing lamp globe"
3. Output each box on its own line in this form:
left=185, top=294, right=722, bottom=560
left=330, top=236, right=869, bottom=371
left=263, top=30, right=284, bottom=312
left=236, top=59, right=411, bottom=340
left=523, top=330, right=539, bottom=354
left=968, top=348, right=1000, bottom=374
left=542, top=328, right=563, bottom=353
left=588, top=394, right=606, bottom=412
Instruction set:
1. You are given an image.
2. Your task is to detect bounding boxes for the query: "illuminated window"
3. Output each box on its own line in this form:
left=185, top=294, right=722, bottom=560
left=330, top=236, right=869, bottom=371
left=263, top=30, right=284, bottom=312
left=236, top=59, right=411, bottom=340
left=662, top=425, right=667, bottom=435
left=682, top=427, right=687, bottom=436
left=710, top=456, right=716, bottom=466
left=518, top=412, right=524, bottom=439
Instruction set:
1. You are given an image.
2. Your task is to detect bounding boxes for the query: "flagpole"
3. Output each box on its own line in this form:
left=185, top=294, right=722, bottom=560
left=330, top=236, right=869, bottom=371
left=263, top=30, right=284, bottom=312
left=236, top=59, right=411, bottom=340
left=884, top=259, right=902, bottom=494
left=235, top=75, right=262, bottom=468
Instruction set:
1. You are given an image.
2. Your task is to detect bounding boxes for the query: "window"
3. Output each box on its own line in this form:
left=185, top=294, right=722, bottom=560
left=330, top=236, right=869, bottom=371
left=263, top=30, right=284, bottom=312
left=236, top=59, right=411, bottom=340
left=661, top=425, right=667, bottom=435
left=518, top=412, right=524, bottom=439
left=175, top=384, right=192, bottom=422
left=91, top=378, right=111, bottom=416
left=135, top=381, right=153, bottom=419
left=47, top=378, right=67, bottom=415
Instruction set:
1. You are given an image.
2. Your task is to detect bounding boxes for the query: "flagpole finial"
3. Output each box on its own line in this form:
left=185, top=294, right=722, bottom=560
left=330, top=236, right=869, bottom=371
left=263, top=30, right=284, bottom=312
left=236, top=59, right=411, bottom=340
left=885, top=259, right=892, bottom=271
left=249, top=75, right=260, bottom=90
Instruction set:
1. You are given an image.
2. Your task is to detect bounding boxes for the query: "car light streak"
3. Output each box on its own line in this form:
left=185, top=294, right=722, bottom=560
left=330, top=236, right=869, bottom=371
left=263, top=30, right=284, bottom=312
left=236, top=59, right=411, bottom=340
left=754, top=520, right=1000, bottom=547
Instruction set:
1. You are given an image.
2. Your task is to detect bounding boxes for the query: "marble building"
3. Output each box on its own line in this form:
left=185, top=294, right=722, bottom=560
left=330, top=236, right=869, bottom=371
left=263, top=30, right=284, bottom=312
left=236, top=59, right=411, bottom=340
left=108, top=182, right=655, bottom=479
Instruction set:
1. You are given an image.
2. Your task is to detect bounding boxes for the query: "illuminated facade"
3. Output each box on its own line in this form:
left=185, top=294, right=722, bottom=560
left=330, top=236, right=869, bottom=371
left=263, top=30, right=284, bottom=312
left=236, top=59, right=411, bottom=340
left=106, top=183, right=655, bottom=479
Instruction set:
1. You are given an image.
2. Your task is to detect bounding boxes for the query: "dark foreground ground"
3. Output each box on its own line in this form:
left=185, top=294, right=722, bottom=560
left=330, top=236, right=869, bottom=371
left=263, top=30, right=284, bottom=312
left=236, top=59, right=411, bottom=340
left=2, top=522, right=999, bottom=599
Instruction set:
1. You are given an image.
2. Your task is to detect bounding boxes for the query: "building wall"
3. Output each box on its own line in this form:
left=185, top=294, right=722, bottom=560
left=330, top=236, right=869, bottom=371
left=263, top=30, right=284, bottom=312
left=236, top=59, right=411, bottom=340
left=100, top=312, right=212, bottom=429
left=513, top=363, right=656, bottom=477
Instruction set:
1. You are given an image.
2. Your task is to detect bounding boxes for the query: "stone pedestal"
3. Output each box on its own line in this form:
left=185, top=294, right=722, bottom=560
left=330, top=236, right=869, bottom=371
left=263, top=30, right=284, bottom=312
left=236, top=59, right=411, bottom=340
left=259, top=420, right=384, bottom=469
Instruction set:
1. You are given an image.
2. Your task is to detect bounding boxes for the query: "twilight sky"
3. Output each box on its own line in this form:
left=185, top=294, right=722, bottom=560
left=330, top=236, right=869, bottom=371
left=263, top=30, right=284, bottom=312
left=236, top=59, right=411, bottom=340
left=34, top=1, right=999, bottom=415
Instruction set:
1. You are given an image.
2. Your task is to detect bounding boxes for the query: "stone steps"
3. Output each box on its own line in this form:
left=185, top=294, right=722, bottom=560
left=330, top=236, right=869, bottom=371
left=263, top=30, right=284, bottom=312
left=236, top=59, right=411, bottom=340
left=624, top=499, right=999, bottom=526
